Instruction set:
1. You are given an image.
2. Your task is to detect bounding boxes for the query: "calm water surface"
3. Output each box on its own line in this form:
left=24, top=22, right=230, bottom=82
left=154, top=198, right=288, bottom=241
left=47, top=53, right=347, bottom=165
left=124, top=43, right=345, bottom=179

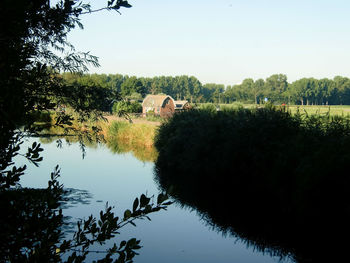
left=19, top=137, right=292, bottom=263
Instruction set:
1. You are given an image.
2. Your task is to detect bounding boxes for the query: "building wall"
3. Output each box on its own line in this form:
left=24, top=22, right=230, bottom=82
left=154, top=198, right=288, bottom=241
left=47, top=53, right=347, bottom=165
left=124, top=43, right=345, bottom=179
left=160, top=98, right=175, bottom=117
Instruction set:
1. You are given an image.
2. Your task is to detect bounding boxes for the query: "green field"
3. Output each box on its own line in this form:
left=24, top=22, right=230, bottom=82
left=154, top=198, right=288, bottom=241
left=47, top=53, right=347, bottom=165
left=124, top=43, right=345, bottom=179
left=283, top=105, right=350, bottom=116
left=211, top=103, right=350, bottom=116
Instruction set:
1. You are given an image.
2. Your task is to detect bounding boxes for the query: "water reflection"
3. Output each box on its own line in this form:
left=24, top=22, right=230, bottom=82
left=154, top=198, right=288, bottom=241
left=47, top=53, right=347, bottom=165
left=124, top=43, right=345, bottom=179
left=106, top=137, right=157, bottom=163
left=154, top=165, right=349, bottom=263
left=38, top=135, right=157, bottom=163
left=15, top=136, right=288, bottom=263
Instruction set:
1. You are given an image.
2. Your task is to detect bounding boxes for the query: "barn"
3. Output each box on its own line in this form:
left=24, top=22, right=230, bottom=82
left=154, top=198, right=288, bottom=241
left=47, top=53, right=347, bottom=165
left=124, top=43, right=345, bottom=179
left=174, top=100, right=191, bottom=111
left=142, top=95, right=175, bottom=117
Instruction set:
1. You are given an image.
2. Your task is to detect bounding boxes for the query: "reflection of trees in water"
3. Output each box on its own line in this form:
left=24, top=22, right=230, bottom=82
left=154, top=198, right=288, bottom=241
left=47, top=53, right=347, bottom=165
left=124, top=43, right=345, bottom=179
left=156, top=173, right=349, bottom=263
left=38, top=134, right=157, bottom=162
left=38, top=134, right=100, bottom=148
left=106, top=137, right=157, bottom=163
left=164, top=191, right=295, bottom=261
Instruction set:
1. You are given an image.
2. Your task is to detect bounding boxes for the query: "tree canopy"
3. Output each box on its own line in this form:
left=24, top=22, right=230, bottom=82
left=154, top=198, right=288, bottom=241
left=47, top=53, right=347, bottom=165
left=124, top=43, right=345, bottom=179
left=0, top=0, right=135, bottom=187
left=59, top=72, right=350, bottom=106
left=0, top=1, right=174, bottom=262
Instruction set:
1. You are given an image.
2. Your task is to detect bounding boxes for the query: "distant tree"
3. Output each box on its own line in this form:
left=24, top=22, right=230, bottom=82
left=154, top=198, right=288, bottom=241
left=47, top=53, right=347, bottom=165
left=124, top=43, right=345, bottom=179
left=126, top=92, right=143, bottom=101
left=240, top=78, right=255, bottom=103
left=331, top=76, right=350, bottom=105
left=223, top=85, right=238, bottom=103
left=120, top=76, right=146, bottom=97
left=202, top=84, right=216, bottom=102
left=289, top=78, right=308, bottom=105
left=254, top=79, right=265, bottom=104
left=188, top=76, right=202, bottom=103
left=202, top=83, right=224, bottom=103
left=265, top=74, right=288, bottom=103
left=316, top=78, right=332, bottom=105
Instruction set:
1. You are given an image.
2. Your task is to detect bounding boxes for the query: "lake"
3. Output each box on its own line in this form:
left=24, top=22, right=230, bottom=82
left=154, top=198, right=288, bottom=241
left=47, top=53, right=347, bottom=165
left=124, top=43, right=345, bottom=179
left=18, top=137, right=293, bottom=263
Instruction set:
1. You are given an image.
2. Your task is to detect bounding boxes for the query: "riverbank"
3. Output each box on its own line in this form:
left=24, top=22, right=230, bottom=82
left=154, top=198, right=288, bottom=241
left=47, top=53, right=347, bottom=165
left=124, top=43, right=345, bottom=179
left=103, top=115, right=161, bottom=126
left=103, top=120, right=158, bottom=162
left=34, top=111, right=158, bottom=162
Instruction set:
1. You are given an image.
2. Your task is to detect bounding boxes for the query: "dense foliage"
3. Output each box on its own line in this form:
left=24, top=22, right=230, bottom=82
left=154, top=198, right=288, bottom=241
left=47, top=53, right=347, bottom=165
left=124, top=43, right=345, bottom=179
left=112, top=101, right=142, bottom=115
left=154, top=106, right=350, bottom=262
left=0, top=0, right=174, bottom=262
left=61, top=72, right=350, bottom=105
left=0, top=0, right=134, bottom=189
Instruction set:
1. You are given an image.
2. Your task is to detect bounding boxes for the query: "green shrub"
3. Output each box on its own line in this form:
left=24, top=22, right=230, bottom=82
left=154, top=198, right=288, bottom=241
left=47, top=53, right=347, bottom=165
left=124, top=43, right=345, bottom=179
left=198, top=103, right=217, bottom=112
left=220, top=102, right=244, bottom=111
left=112, top=101, right=142, bottom=115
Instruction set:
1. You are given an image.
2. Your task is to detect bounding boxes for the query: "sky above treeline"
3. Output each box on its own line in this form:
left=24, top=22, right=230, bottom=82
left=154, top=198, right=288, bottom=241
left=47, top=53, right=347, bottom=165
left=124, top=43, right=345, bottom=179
left=68, top=0, right=350, bottom=86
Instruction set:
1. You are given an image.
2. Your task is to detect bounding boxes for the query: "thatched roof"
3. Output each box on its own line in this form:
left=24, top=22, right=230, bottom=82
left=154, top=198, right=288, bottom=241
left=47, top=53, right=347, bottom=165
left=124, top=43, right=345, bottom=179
left=142, top=95, right=175, bottom=108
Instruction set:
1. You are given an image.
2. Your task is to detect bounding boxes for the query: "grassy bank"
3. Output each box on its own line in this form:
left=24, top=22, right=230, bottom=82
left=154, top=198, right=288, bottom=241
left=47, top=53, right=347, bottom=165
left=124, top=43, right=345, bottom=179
left=105, top=121, right=158, bottom=162
left=32, top=110, right=158, bottom=162
left=286, top=104, right=350, bottom=115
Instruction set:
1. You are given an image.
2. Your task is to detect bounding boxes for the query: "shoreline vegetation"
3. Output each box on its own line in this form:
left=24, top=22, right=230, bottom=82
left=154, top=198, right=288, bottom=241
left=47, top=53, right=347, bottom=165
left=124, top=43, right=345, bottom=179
left=35, top=111, right=159, bottom=162
left=104, top=120, right=158, bottom=162
left=33, top=104, right=350, bottom=163
left=154, top=105, right=350, bottom=262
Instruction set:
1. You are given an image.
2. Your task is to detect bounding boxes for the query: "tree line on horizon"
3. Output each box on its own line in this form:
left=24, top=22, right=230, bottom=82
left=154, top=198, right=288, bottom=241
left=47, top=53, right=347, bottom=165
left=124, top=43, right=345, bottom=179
left=61, top=73, right=350, bottom=106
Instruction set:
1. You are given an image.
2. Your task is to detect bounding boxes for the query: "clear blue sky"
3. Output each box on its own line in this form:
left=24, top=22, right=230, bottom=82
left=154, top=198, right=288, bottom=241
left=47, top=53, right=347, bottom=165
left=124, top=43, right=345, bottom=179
left=68, top=0, right=350, bottom=85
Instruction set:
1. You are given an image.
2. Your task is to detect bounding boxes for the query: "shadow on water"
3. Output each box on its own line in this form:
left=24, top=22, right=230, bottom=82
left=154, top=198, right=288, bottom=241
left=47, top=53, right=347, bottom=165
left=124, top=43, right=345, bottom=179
left=59, top=188, right=94, bottom=235
left=154, top=107, right=350, bottom=263
left=61, top=188, right=93, bottom=208
left=0, top=186, right=63, bottom=261
left=0, top=182, right=94, bottom=259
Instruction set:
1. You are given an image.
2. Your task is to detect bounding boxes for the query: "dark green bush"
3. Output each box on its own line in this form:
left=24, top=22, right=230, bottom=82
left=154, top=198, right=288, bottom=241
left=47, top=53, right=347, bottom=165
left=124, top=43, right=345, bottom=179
left=154, top=106, right=350, bottom=261
left=29, top=111, right=52, bottom=123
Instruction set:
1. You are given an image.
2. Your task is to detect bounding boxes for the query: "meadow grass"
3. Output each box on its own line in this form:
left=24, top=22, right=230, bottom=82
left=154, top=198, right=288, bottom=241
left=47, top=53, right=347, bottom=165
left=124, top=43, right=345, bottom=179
left=198, top=103, right=350, bottom=116
left=106, top=121, right=156, bottom=148
left=285, top=105, right=350, bottom=116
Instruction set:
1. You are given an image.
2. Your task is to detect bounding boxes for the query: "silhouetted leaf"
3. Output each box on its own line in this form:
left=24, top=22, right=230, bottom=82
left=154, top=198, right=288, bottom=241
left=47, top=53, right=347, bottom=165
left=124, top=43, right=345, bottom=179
left=132, top=197, right=139, bottom=212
